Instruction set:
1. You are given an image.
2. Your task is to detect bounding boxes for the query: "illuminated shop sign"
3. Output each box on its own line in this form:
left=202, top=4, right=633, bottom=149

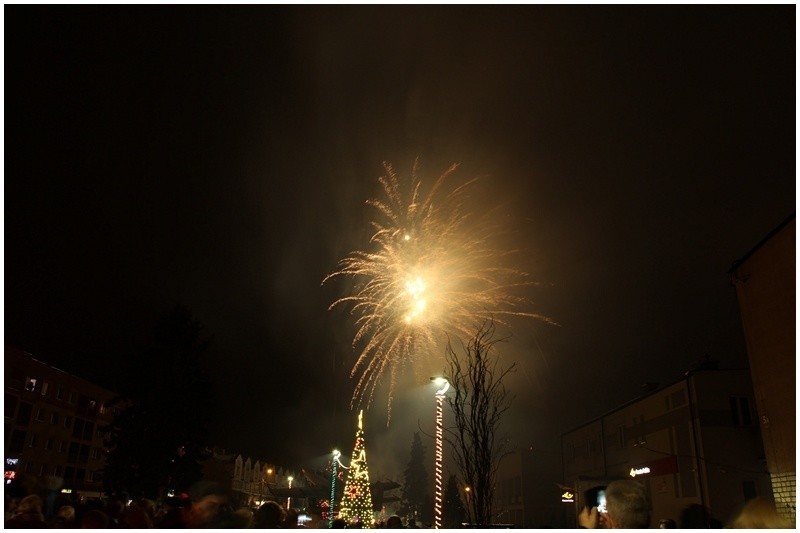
left=628, top=456, right=678, bottom=478
left=561, top=491, right=575, bottom=503
left=6, top=458, right=19, bottom=467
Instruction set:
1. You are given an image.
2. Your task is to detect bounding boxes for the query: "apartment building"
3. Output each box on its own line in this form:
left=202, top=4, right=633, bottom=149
left=4, top=347, right=118, bottom=500
left=730, top=214, right=795, bottom=525
left=561, top=369, right=770, bottom=528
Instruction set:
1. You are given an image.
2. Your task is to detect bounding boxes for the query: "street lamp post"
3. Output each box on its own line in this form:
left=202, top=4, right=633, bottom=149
left=431, top=376, right=450, bottom=529
left=329, top=449, right=341, bottom=528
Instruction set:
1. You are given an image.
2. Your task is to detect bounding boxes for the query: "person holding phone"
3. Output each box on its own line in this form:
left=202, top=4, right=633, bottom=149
left=578, top=480, right=651, bottom=529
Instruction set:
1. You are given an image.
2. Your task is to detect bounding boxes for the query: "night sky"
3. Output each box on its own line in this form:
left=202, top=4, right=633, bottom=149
left=4, top=6, right=795, bottom=479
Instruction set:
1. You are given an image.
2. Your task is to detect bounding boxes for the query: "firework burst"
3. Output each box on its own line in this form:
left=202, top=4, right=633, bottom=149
left=324, top=161, right=552, bottom=414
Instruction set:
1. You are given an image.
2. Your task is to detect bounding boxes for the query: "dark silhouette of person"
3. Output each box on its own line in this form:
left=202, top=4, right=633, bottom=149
left=254, top=500, right=285, bottom=528
left=578, top=480, right=650, bottom=529
left=4, top=494, right=48, bottom=529
left=386, top=515, right=404, bottom=528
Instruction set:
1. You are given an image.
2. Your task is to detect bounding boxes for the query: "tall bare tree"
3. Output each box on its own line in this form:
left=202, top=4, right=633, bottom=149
left=443, top=320, right=516, bottom=526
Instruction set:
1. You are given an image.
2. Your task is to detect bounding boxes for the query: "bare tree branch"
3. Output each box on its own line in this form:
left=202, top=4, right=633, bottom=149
left=442, top=319, right=516, bottom=526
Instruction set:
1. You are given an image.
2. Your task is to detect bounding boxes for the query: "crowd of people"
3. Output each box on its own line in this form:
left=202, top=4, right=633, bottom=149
left=577, top=480, right=792, bottom=529
left=4, top=483, right=413, bottom=529
left=4, top=479, right=793, bottom=528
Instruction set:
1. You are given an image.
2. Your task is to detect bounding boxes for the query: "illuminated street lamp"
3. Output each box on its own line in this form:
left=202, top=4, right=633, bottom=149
left=287, top=475, right=294, bottom=510
left=329, top=449, right=341, bottom=528
left=431, top=376, right=450, bottom=529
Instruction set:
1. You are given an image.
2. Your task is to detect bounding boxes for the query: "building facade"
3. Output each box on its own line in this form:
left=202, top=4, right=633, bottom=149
left=4, top=347, right=118, bottom=501
left=493, top=447, right=570, bottom=528
left=561, top=369, right=771, bottom=527
left=730, top=214, right=795, bottom=525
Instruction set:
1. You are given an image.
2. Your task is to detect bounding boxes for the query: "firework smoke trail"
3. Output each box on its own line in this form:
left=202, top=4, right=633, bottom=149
left=324, top=161, right=553, bottom=415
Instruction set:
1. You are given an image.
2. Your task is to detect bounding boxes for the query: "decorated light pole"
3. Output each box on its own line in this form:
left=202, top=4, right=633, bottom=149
left=431, top=376, right=449, bottom=529
left=329, top=449, right=348, bottom=527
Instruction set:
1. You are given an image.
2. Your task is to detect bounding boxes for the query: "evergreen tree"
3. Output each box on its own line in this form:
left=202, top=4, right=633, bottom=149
left=338, top=410, right=374, bottom=527
left=443, top=474, right=467, bottom=528
left=400, top=432, right=431, bottom=524
left=101, top=306, right=213, bottom=498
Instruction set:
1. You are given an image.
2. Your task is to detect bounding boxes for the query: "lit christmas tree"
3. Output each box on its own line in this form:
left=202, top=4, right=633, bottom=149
left=338, top=410, right=374, bottom=527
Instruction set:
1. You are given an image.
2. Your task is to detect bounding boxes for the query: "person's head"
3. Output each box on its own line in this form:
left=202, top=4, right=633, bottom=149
left=728, top=497, right=791, bottom=529
left=255, top=500, right=285, bottom=528
left=124, top=506, right=154, bottom=529
left=603, top=480, right=650, bottom=528
left=232, top=507, right=254, bottom=528
left=80, top=509, right=110, bottom=528
left=16, top=494, right=43, bottom=515
left=283, top=507, right=299, bottom=527
left=184, top=481, right=231, bottom=528
left=56, top=505, right=76, bottom=522
left=658, top=518, right=676, bottom=528
left=387, top=515, right=404, bottom=528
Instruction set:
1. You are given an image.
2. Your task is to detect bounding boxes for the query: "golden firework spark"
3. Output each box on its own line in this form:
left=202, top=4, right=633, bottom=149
left=324, top=161, right=551, bottom=413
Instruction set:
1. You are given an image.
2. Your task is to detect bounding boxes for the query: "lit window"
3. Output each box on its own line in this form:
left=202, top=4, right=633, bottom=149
left=24, top=378, right=37, bottom=392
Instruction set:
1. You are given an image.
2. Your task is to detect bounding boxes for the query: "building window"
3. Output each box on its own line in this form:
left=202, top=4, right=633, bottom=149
left=28, top=434, right=38, bottom=448
left=54, top=465, right=63, bottom=477
left=64, top=466, right=75, bottom=480
left=63, top=416, right=72, bottom=429
left=51, top=413, right=60, bottom=425
left=68, top=391, right=77, bottom=404
left=17, top=402, right=33, bottom=426
left=59, top=440, right=67, bottom=453
left=25, top=462, right=34, bottom=474
left=56, top=387, right=64, bottom=401
left=39, top=464, right=47, bottom=476
left=618, top=425, right=626, bottom=448
left=40, top=382, right=49, bottom=396
left=9, top=431, right=27, bottom=453
left=87, top=471, right=96, bottom=482
left=24, top=378, right=37, bottom=392
left=83, top=422, right=94, bottom=442
left=44, top=438, right=53, bottom=451
left=730, top=397, right=753, bottom=426
left=35, top=408, right=47, bottom=422
left=68, top=442, right=79, bottom=462
left=90, top=447, right=101, bottom=460
left=5, top=393, right=18, bottom=419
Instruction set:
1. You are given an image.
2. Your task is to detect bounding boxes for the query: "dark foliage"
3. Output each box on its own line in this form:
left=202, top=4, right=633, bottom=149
left=443, top=474, right=467, bottom=528
left=399, top=432, right=432, bottom=524
left=101, top=306, right=214, bottom=498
